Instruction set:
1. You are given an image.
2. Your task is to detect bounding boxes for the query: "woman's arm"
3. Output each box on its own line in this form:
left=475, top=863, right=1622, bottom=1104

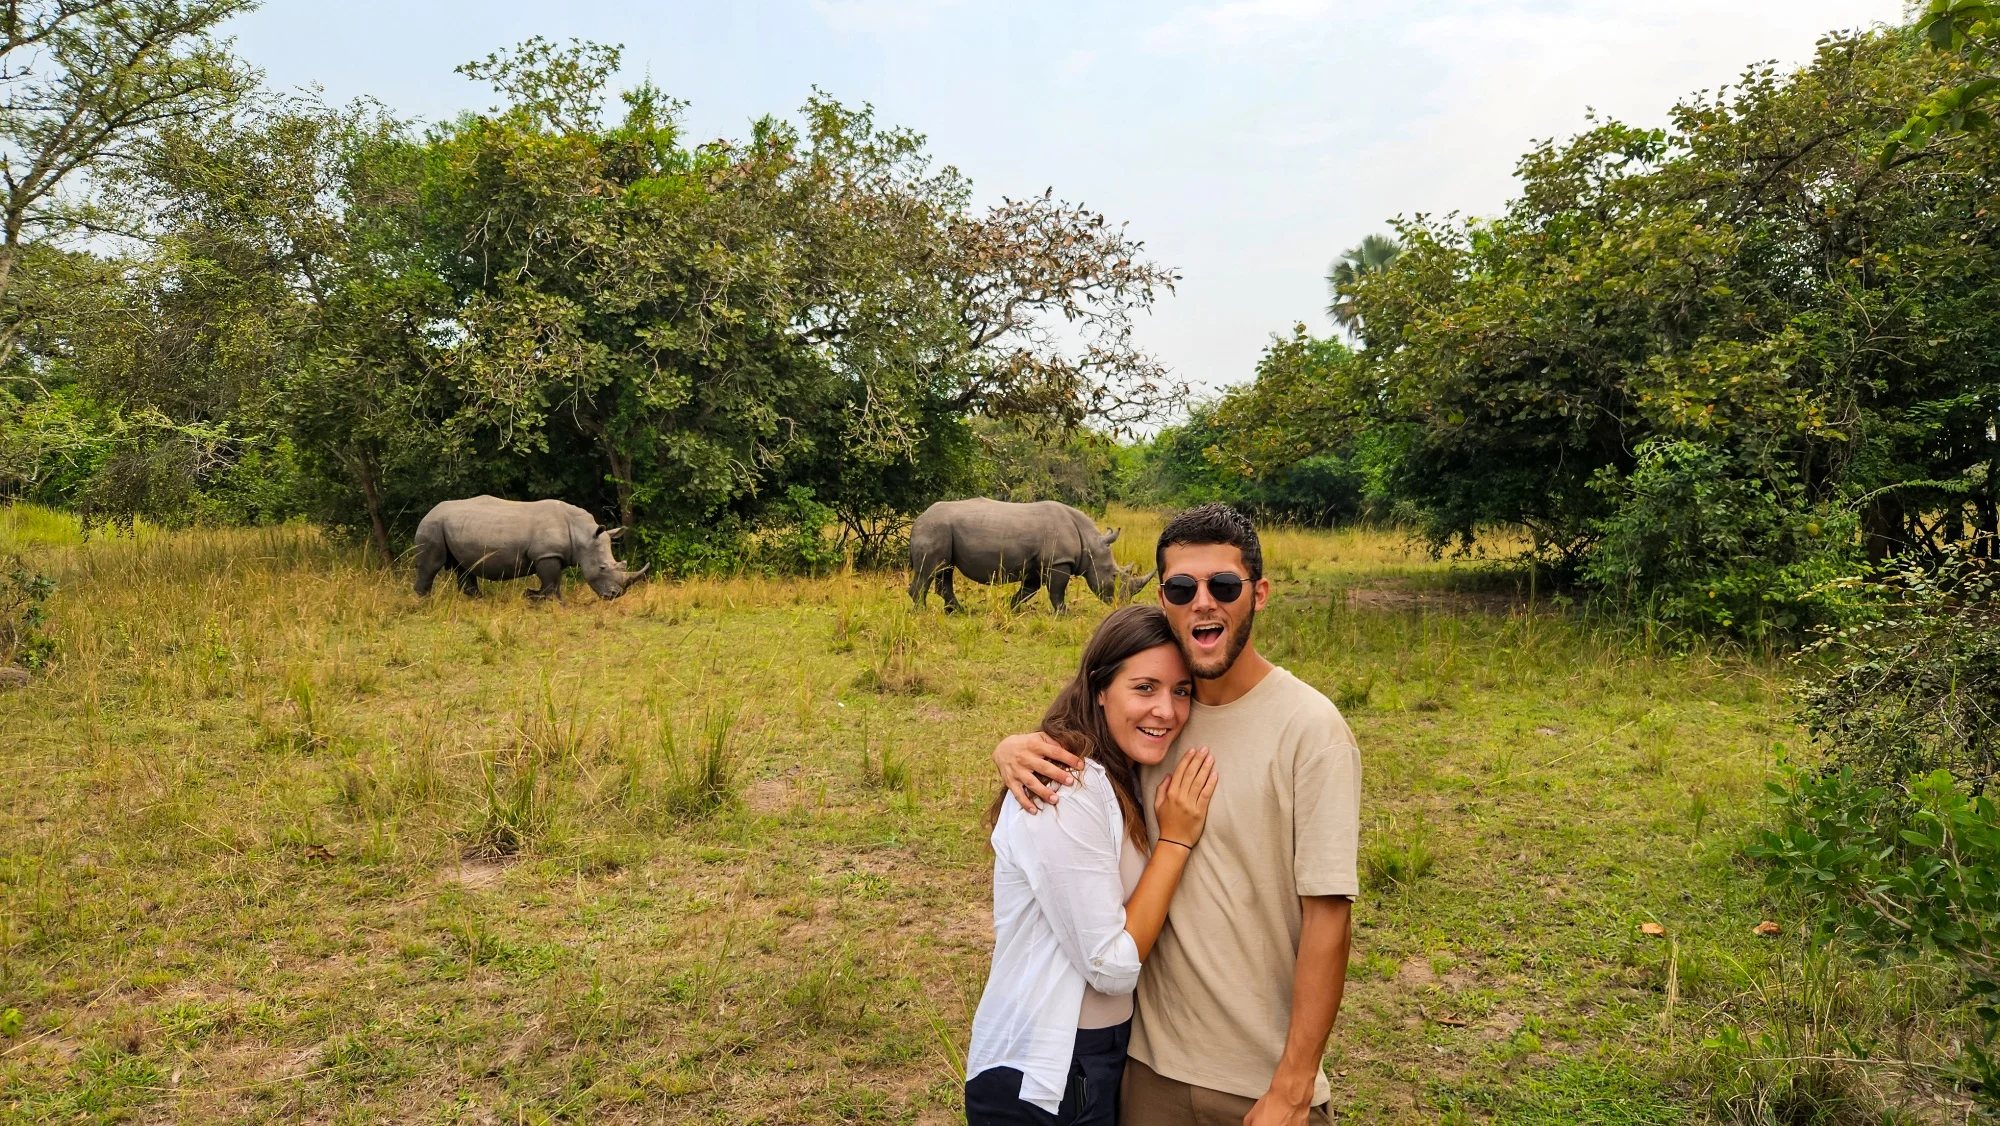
left=1121, top=748, right=1218, bottom=961
left=1014, top=782, right=1145, bottom=997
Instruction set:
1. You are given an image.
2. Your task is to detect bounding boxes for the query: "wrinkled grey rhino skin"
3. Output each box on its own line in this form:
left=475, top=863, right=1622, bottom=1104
left=412, top=497, right=647, bottom=601
left=908, top=498, right=1155, bottom=612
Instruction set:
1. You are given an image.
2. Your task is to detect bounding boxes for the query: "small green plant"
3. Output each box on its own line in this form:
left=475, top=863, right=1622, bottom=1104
left=1635, top=741, right=1669, bottom=777
left=783, top=947, right=866, bottom=1029
left=0, top=556, right=56, bottom=670
left=280, top=668, right=328, bottom=752
left=1685, top=785, right=1712, bottom=838
left=877, top=743, right=912, bottom=794
left=1334, top=673, right=1374, bottom=711
left=392, top=727, right=446, bottom=808
left=521, top=679, right=591, bottom=768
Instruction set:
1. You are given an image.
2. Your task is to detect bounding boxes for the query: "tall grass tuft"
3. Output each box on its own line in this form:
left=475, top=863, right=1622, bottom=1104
left=1682, top=945, right=1959, bottom=1124
left=520, top=679, right=592, bottom=769
left=629, top=707, right=743, bottom=824
left=1362, top=821, right=1437, bottom=892
left=473, top=747, right=558, bottom=856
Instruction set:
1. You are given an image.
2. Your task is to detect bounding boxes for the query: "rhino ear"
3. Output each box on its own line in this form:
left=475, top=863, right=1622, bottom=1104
left=597, top=525, right=625, bottom=540
left=1102, top=527, right=1121, bottom=546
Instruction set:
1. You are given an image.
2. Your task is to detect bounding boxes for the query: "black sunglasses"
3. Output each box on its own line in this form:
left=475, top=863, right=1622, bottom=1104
left=1160, top=573, right=1247, bottom=606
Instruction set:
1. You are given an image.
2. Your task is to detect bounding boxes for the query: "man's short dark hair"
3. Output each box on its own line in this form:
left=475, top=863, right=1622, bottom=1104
left=1156, top=503, right=1263, bottom=581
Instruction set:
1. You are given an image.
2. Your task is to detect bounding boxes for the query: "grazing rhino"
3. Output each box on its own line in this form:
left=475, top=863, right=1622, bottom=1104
left=413, top=497, right=647, bottom=601
left=908, top=498, right=1156, bottom=612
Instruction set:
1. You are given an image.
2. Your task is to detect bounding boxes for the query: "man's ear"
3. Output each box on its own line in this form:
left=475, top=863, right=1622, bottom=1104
left=1252, top=576, right=1272, bottom=612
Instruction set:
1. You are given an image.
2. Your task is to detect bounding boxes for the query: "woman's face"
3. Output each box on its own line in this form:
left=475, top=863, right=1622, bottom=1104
left=1095, top=643, right=1194, bottom=766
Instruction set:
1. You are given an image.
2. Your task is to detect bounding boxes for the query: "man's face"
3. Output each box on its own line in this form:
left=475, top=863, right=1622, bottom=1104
left=1158, top=542, right=1270, bottom=680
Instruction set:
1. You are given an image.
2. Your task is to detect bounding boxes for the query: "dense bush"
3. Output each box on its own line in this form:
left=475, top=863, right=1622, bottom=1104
left=1748, top=554, right=2000, bottom=1109
left=1586, top=439, right=1860, bottom=637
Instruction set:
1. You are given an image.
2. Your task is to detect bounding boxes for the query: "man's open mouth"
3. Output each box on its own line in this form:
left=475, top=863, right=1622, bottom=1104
left=1191, top=623, right=1225, bottom=648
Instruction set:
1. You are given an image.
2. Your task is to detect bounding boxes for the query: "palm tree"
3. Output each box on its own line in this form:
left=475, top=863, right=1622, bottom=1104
left=1326, top=234, right=1402, bottom=333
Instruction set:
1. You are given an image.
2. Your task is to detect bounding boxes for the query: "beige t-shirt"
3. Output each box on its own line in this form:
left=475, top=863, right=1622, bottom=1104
left=1129, top=665, right=1361, bottom=1106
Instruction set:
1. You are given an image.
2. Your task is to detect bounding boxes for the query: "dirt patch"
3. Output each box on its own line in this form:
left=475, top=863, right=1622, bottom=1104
left=1344, top=587, right=1528, bottom=614
left=440, top=856, right=514, bottom=889
left=744, top=777, right=790, bottom=814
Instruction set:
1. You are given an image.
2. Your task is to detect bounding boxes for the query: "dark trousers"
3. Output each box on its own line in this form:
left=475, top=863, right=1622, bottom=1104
left=965, top=1020, right=1131, bottom=1126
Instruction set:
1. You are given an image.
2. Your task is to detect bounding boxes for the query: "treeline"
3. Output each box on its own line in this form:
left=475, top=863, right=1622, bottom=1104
left=17, top=5, right=2000, bottom=636
left=0, top=20, right=1179, bottom=571
left=1163, top=26, right=2000, bottom=638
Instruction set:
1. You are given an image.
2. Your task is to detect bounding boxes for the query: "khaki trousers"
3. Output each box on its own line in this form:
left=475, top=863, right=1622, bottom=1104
left=1118, top=1058, right=1332, bottom=1126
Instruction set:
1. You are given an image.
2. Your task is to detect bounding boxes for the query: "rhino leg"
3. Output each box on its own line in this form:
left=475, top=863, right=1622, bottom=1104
left=935, top=569, right=963, bottom=614
left=1045, top=568, right=1072, bottom=614
left=413, top=544, right=444, bottom=597
left=1009, top=568, right=1043, bottom=612
left=456, top=568, right=481, bottom=598
left=526, top=556, right=564, bottom=601
left=908, top=562, right=937, bottom=608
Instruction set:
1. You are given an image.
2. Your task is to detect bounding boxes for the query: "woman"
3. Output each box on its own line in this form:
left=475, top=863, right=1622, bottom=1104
left=965, top=605, right=1219, bottom=1125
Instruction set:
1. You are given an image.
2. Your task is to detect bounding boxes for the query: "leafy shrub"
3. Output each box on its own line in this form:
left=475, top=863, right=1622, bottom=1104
left=1799, top=548, right=2000, bottom=791
left=1748, top=766, right=1995, bottom=1109
left=1744, top=552, right=2000, bottom=1111
left=0, top=556, right=56, bottom=669
left=1587, top=440, right=1860, bottom=639
left=753, top=487, right=844, bottom=576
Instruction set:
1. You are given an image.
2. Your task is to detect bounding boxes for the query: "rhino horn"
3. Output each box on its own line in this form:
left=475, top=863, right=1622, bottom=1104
left=1126, top=567, right=1157, bottom=596
left=622, top=563, right=650, bottom=583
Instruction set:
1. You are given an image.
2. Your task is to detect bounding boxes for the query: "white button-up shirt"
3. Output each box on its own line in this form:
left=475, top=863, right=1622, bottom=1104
left=967, top=759, right=1144, bottom=1112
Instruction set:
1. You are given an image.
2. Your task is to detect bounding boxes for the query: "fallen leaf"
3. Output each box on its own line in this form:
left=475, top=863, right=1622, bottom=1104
left=1433, top=1015, right=1468, bottom=1027
left=1754, top=921, right=1783, bottom=937
left=1639, top=922, right=1666, bottom=937
left=301, top=844, right=334, bottom=862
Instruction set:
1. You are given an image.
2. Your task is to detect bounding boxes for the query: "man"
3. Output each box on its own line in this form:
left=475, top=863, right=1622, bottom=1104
left=994, top=504, right=1360, bottom=1126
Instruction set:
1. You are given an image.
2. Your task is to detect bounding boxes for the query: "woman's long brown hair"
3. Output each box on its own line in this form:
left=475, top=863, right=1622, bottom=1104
left=987, top=604, right=1180, bottom=853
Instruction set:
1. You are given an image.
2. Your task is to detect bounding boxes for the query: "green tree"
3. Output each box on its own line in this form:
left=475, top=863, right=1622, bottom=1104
left=0, top=0, right=256, bottom=361
left=1325, top=233, right=1399, bottom=333
left=1209, top=29, right=2000, bottom=632
left=407, top=39, right=1176, bottom=561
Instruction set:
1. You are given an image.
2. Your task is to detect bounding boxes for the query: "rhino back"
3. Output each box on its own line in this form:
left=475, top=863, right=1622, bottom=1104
left=428, top=498, right=580, bottom=572
left=924, top=499, right=1085, bottom=575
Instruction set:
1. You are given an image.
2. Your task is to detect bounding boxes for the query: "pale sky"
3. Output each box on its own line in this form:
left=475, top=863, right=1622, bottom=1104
left=228, top=0, right=1905, bottom=400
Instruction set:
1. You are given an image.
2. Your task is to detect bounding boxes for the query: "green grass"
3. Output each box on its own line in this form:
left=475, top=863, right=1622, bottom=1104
left=0, top=505, right=1957, bottom=1122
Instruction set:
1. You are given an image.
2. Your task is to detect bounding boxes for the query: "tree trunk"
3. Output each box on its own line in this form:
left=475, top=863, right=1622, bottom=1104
left=355, top=453, right=393, bottom=569
left=0, top=236, right=22, bottom=366
left=1982, top=474, right=1999, bottom=558
left=606, top=443, right=635, bottom=528
left=1862, top=494, right=1905, bottom=562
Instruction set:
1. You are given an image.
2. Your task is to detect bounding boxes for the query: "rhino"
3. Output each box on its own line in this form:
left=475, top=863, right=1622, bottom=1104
left=412, top=496, right=647, bottom=601
left=908, top=498, right=1155, bottom=612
